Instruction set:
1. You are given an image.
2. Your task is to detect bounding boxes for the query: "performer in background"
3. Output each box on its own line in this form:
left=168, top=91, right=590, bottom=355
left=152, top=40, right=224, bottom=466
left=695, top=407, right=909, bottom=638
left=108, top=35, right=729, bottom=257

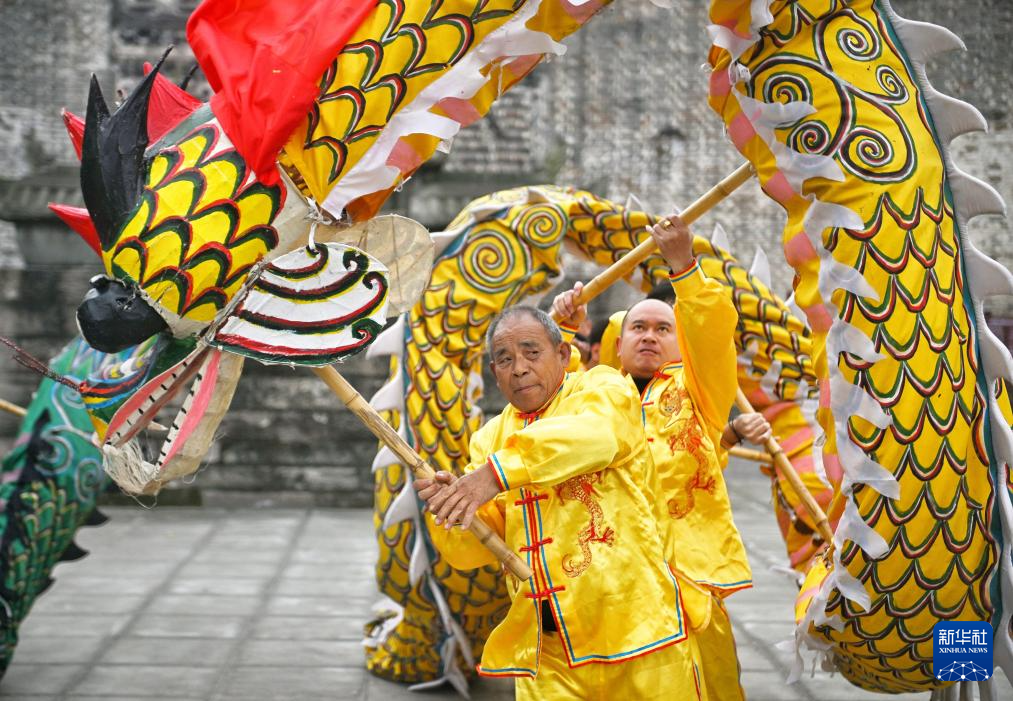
left=415, top=305, right=704, bottom=700
left=553, top=215, right=767, bottom=701
left=639, top=279, right=773, bottom=455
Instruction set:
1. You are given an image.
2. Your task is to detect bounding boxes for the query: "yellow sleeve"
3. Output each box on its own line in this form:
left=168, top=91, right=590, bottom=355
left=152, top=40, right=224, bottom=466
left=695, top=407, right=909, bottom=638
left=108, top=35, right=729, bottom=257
left=424, top=498, right=505, bottom=571
left=423, top=423, right=507, bottom=571
left=671, top=260, right=739, bottom=433
left=559, top=322, right=584, bottom=373
left=488, top=366, right=644, bottom=490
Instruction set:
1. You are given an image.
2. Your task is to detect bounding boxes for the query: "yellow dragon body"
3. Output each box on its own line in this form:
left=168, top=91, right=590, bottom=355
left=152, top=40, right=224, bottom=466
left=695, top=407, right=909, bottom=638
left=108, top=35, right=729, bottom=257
left=709, top=0, right=1013, bottom=692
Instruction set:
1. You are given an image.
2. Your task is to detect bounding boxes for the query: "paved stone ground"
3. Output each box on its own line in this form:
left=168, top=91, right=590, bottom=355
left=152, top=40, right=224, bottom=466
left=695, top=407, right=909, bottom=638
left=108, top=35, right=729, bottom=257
left=1, top=462, right=1010, bottom=700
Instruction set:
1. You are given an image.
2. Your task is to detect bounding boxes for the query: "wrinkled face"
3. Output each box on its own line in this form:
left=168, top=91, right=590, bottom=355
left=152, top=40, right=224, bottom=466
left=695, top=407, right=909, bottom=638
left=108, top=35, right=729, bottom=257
left=490, top=316, right=570, bottom=413
left=618, top=299, right=680, bottom=379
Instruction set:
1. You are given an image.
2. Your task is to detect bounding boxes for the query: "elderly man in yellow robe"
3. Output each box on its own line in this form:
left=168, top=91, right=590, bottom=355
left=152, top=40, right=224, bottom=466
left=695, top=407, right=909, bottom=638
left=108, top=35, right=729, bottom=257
left=414, top=302, right=704, bottom=699
left=553, top=216, right=763, bottom=701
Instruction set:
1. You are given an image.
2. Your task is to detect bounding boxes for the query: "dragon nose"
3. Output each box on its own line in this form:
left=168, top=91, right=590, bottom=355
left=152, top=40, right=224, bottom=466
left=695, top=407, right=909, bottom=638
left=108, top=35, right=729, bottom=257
left=77, top=278, right=168, bottom=353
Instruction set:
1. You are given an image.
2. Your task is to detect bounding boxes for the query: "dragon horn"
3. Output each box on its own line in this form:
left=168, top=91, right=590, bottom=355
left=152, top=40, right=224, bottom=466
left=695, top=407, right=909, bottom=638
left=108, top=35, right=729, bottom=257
left=179, top=63, right=199, bottom=92
left=142, top=53, right=202, bottom=143
left=47, top=203, right=103, bottom=258
left=80, top=50, right=168, bottom=248
left=61, top=109, right=85, bottom=160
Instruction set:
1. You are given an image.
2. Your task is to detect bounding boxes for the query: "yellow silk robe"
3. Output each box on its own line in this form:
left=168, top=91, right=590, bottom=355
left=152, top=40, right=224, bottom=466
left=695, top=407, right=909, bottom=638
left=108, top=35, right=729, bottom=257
left=425, top=366, right=696, bottom=684
left=634, top=262, right=752, bottom=701
left=641, top=261, right=752, bottom=595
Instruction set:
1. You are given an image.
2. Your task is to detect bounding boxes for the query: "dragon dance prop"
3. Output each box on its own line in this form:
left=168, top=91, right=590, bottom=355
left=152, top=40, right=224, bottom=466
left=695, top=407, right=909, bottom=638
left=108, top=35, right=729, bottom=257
left=39, top=0, right=612, bottom=573
left=365, top=184, right=826, bottom=689
left=0, top=337, right=142, bottom=676
left=728, top=445, right=773, bottom=464
left=707, top=0, right=1013, bottom=693
left=733, top=386, right=834, bottom=550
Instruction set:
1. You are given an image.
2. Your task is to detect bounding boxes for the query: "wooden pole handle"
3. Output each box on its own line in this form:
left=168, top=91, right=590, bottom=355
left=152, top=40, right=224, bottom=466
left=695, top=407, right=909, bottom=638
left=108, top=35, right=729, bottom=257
left=734, top=389, right=835, bottom=549
left=312, top=366, right=533, bottom=581
left=0, top=398, right=27, bottom=418
left=549, top=162, right=755, bottom=321
left=727, top=445, right=773, bottom=464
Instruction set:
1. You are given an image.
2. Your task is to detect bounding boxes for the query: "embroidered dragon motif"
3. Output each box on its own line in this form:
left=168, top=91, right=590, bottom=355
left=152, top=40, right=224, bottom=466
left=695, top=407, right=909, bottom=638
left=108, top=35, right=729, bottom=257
left=661, top=384, right=717, bottom=519
left=554, top=472, right=615, bottom=578
left=666, top=465, right=718, bottom=520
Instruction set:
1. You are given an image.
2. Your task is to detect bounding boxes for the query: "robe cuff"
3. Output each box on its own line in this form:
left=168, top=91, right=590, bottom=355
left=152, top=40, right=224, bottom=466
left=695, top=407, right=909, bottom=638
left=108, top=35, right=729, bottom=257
left=669, top=259, right=706, bottom=298
left=559, top=322, right=579, bottom=343
left=488, top=450, right=529, bottom=491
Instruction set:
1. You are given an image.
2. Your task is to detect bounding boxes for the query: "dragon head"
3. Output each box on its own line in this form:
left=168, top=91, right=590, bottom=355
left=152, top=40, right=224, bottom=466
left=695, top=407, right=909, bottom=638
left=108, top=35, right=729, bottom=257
left=48, top=52, right=383, bottom=493
left=42, top=0, right=610, bottom=495
left=65, top=55, right=303, bottom=351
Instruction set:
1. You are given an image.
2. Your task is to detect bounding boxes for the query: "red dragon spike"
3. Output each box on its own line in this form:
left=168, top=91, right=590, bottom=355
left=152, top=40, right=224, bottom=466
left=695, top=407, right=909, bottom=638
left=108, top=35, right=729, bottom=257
left=61, top=109, right=85, bottom=160
left=142, top=60, right=202, bottom=144
left=47, top=203, right=103, bottom=258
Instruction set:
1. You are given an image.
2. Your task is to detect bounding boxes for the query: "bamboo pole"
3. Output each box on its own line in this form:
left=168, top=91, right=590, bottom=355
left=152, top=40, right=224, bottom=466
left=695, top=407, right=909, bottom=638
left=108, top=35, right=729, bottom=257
left=734, top=389, right=835, bottom=548
left=728, top=445, right=772, bottom=465
left=0, top=398, right=27, bottom=418
left=550, top=162, right=754, bottom=317
left=312, top=365, right=533, bottom=581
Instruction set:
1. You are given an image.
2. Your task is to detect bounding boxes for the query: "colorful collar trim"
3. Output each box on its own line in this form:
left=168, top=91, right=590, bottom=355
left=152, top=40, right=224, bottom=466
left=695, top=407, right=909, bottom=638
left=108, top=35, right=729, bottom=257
left=658, top=361, right=682, bottom=375
left=642, top=360, right=683, bottom=382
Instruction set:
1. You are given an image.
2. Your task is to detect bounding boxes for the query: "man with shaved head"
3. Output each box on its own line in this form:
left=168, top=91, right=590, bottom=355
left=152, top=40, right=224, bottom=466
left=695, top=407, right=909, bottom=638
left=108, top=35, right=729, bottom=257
left=414, top=300, right=704, bottom=699
left=554, top=215, right=761, bottom=701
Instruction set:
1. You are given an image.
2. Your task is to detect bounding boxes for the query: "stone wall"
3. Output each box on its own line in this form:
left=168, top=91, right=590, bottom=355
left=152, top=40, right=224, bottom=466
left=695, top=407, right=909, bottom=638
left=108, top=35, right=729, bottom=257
left=0, top=0, right=112, bottom=177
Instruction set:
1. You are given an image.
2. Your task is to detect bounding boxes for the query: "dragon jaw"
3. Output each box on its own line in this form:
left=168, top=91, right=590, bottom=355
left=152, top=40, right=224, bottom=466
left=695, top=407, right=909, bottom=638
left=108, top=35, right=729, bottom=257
left=92, top=342, right=243, bottom=495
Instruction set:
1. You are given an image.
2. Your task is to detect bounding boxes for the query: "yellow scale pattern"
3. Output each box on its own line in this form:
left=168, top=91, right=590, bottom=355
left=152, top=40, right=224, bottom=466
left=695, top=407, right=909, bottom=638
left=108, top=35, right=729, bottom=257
left=710, top=0, right=1002, bottom=691
left=108, top=125, right=281, bottom=325
left=282, top=0, right=600, bottom=222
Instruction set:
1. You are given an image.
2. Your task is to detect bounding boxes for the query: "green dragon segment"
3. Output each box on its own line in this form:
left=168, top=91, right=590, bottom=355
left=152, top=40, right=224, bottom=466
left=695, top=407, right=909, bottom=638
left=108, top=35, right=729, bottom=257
left=0, top=338, right=136, bottom=675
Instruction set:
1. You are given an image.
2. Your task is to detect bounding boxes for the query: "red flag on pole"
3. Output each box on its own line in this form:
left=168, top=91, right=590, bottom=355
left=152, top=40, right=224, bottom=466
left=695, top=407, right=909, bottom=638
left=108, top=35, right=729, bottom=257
left=186, top=0, right=377, bottom=185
